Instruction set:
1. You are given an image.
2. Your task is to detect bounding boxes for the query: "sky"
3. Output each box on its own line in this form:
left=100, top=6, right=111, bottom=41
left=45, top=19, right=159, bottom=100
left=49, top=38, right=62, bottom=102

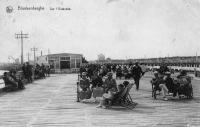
left=0, top=0, right=200, bottom=63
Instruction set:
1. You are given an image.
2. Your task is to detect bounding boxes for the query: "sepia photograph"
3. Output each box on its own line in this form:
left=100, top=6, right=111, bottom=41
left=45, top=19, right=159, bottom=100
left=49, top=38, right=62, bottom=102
left=0, top=0, right=200, bottom=126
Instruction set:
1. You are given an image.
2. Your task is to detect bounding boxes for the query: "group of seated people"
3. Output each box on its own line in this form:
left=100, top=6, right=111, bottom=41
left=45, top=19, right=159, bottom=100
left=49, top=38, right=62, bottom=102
left=2, top=71, right=25, bottom=92
left=34, top=64, right=50, bottom=79
left=78, top=71, right=134, bottom=108
left=151, top=70, right=192, bottom=100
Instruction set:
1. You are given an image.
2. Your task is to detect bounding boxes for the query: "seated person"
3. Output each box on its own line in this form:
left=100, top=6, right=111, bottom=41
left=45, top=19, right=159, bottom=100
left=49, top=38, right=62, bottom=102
left=151, top=71, right=169, bottom=100
left=177, top=70, right=191, bottom=86
left=96, top=84, right=125, bottom=108
left=91, top=71, right=103, bottom=88
left=2, top=72, right=18, bottom=92
left=79, top=72, right=92, bottom=100
left=10, top=70, right=25, bottom=90
left=164, top=72, right=176, bottom=96
left=103, top=72, right=117, bottom=93
left=176, top=70, right=192, bottom=96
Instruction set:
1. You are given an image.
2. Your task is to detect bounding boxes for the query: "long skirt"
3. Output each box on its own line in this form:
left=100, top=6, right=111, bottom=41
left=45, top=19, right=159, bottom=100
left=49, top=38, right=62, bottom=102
left=79, top=90, right=92, bottom=100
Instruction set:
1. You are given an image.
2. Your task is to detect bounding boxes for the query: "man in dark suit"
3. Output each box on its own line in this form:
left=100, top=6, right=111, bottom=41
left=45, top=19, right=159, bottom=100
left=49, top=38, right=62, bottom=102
left=131, top=62, right=143, bottom=90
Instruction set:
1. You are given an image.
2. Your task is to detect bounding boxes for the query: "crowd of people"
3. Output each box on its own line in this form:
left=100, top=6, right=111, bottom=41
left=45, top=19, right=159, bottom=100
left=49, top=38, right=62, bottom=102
left=34, top=63, right=50, bottom=79
left=22, top=62, right=51, bottom=81
left=22, top=62, right=33, bottom=83
left=80, top=62, right=145, bottom=90
left=2, top=61, right=193, bottom=104
left=78, top=62, right=193, bottom=107
left=78, top=62, right=147, bottom=108
left=2, top=62, right=51, bottom=92
left=78, top=71, right=136, bottom=108
left=2, top=70, right=25, bottom=92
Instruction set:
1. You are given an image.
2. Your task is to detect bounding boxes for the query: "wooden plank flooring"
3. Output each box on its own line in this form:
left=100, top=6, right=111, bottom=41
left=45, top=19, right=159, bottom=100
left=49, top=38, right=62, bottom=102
left=0, top=74, right=199, bottom=127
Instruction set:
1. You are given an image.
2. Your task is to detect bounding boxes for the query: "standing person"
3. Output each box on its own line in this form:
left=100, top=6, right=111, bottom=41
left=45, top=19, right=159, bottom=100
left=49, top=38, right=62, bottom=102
left=41, top=63, right=46, bottom=78
left=22, top=63, right=27, bottom=80
left=131, top=62, right=143, bottom=90
left=46, top=65, right=51, bottom=77
left=140, top=63, right=146, bottom=76
left=26, top=62, right=33, bottom=83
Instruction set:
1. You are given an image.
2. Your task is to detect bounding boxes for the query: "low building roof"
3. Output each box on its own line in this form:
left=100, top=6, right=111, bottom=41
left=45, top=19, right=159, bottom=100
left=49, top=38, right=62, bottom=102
left=47, top=53, right=83, bottom=57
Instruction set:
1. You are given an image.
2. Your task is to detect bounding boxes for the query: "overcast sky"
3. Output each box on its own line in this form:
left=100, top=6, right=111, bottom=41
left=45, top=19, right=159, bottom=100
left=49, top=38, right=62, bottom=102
left=1, top=0, right=200, bottom=62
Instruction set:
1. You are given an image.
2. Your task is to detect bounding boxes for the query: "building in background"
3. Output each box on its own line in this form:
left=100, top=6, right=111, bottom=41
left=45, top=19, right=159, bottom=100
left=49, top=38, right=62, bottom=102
left=97, top=54, right=105, bottom=61
left=36, top=53, right=83, bottom=73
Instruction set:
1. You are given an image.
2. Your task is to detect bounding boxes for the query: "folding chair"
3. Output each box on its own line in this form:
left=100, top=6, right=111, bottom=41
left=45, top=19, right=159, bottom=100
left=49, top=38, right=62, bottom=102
left=111, top=83, right=137, bottom=110
left=125, top=83, right=138, bottom=107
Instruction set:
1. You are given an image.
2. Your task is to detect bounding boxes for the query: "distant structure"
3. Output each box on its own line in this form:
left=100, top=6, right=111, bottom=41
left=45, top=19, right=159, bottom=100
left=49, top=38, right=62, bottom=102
left=98, top=54, right=105, bottom=61
left=36, top=53, right=83, bottom=73
left=15, top=58, right=20, bottom=64
left=94, top=56, right=200, bottom=67
left=131, top=56, right=200, bottom=67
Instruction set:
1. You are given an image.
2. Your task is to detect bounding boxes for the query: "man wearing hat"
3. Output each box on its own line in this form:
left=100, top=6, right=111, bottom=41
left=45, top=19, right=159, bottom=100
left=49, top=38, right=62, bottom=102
left=131, top=62, right=143, bottom=90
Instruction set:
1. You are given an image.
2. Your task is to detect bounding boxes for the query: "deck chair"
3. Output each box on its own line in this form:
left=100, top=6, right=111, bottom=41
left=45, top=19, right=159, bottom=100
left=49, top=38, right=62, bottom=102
left=110, top=83, right=137, bottom=110
left=125, top=83, right=137, bottom=107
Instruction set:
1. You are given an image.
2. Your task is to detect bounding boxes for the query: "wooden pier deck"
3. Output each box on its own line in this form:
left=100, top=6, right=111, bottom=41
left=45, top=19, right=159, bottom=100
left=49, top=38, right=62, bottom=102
left=0, top=74, right=199, bottom=127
